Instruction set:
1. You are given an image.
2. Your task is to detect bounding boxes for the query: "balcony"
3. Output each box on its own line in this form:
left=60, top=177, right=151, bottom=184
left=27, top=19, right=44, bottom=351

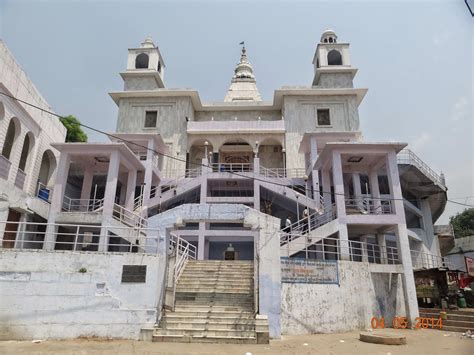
left=187, top=120, right=285, bottom=134
left=397, top=149, right=446, bottom=190
left=345, top=197, right=394, bottom=215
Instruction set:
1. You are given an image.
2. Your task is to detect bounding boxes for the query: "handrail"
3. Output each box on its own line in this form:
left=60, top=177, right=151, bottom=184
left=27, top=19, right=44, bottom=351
left=161, top=167, right=202, bottom=179
left=170, top=233, right=197, bottom=306
left=259, top=166, right=306, bottom=179
left=0, top=221, right=159, bottom=253
left=410, top=250, right=453, bottom=270
left=211, top=163, right=252, bottom=172
left=345, top=197, right=393, bottom=215
left=397, top=149, right=446, bottom=188
left=133, top=194, right=143, bottom=212
left=62, top=196, right=104, bottom=212
left=113, top=203, right=148, bottom=229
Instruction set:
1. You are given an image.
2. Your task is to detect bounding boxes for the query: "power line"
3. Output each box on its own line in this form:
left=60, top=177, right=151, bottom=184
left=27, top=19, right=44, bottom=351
left=1, top=91, right=471, bottom=208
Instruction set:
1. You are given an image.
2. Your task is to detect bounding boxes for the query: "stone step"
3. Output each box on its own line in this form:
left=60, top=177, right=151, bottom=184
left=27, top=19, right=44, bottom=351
left=176, top=291, right=253, bottom=297
left=177, top=280, right=253, bottom=287
left=164, top=314, right=254, bottom=321
left=161, top=321, right=256, bottom=331
left=175, top=302, right=254, bottom=308
left=173, top=305, right=253, bottom=312
left=187, top=261, right=253, bottom=264
left=176, top=287, right=253, bottom=293
left=419, top=312, right=474, bottom=322
left=152, top=334, right=257, bottom=344
left=181, top=271, right=253, bottom=276
left=439, top=325, right=474, bottom=333
left=419, top=308, right=474, bottom=316
left=154, top=328, right=255, bottom=337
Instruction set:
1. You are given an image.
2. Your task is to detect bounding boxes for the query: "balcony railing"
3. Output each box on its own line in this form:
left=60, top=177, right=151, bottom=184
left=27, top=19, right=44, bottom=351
left=345, top=198, right=393, bottom=215
left=14, top=169, right=26, bottom=189
left=62, top=196, right=104, bottom=212
left=211, top=163, right=252, bottom=172
left=0, top=221, right=159, bottom=254
left=162, top=167, right=202, bottom=179
left=0, top=155, right=11, bottom=180
left=411, top=250, right=453, bottom=270
left=397, top=149, right=446, bottom=188
left=113, top=203, right=148, bottom=229
left=259, top=166, right=306, bottom=179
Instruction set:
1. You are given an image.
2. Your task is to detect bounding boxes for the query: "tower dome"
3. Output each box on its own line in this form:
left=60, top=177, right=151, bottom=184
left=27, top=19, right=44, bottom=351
left=320, top=30, right=338, bottom=44
left=233, top=47, right=255, bottom=80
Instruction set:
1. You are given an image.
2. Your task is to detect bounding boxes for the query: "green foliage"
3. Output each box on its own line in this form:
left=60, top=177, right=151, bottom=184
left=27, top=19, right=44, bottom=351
left=78, top=267, right=87, bottom=273
left=450, top=208, right=474, bottom=238
left=59, top=115, right=88, bottom=142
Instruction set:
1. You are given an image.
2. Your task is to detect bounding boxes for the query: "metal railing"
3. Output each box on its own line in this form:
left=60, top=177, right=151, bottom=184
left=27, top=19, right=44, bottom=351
left=162, top=167, right=202, bottom=179
left=14, top=169, right=26, bottom=189
left=133, top=194, right=143, bottom=212
left=170, top=233, right=197, bottom=301
left=259, top=166, right=306, bottom=179
left=62, top=196, right=104, bottom=212
left=0, top=154, right=11, bottom=180
left=411, top=250, right=454, bottom=270
left=345, top=198, right=393, bottom=215
left=397, top=149, right=446, bottom=188
left=281, top=204, right=337, bottom=245
left=0, top=221, right=159, bottom=254
left=113, top=203, right=148, bottom=229
left=211, top=163, right=252, bottom=172
left=280, top=234, right=400, bottom=264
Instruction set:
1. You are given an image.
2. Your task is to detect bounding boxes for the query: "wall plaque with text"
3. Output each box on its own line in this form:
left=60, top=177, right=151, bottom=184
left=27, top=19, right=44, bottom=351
left=121, top=265, right=147, bottom=283
left=281, top=258, right=338, bottom=284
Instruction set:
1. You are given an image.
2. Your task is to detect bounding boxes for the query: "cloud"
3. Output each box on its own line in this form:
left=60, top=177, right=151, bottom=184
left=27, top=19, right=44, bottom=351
left=450, top=96, right=470, bottom=122
left=409, top=132, right=432, bottom=153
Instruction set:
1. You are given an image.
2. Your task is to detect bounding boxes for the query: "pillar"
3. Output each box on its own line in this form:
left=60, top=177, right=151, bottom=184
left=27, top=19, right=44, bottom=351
left=254, top=157, right=260, bottom=211
left=141, top=139, right=154, bottom=217
left=331, top=151, right=349, bottom=260
left=420, top=198, right=438, bottom=255
left=312, top=170, right=321, bottom=209
left=125, top=169, right=137, bottom=211
left=200, top=157, right=210, bottom=203
left=321, top=168, right=331, bottom=212
left=198, top=222, right=206, bottom=260
left=386, top=150, right=419, bottom=325
left=360, top=235, right=369, bottom=262
left=99, top=150, right=120, bottom=252
left=80, top=169, right=94, bottom=211
left=44, top=152, right=70, bottom=250
left=377, top=234, right=387, bottom=264
left=369, top=170, right=381, bottom=211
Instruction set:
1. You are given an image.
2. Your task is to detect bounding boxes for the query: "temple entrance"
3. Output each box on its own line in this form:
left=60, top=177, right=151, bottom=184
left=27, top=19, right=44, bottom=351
left=208, top=241, right=254, bottom=261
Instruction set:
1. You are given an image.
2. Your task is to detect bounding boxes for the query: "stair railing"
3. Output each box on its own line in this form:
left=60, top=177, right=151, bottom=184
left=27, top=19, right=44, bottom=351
left=169, top=234, right=197, bottom=306
left=112, top=203, right=148, bottom=228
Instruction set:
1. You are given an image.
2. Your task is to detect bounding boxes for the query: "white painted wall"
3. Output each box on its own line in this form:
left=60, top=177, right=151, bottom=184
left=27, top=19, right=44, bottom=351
left=281, top=261, right=406, bottom=335
left=0, top=250, right=165, bottom=340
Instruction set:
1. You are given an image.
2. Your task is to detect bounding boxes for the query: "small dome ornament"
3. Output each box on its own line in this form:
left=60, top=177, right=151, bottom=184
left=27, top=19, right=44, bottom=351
left=233, top=46, right=255, bottom=80
left=141, top=35, right=155, bottom=48
left=320, top=29, right=338, bottom=44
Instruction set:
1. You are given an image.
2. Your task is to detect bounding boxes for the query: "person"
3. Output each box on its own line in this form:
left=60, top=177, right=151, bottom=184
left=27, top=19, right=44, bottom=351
left=303, top=208, right=309, bottom=232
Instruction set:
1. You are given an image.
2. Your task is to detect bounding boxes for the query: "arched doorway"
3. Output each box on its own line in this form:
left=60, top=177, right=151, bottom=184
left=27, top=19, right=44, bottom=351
left=37, top=150, right=57, bottom=199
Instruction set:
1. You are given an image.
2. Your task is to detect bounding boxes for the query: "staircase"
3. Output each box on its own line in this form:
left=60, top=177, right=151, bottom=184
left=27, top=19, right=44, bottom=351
left=419, top=308, right=474, bottom=333
left=153, top=260, right=262, bottom=344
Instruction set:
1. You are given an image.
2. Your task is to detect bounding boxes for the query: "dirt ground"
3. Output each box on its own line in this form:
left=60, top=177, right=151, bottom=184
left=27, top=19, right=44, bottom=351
left=0, top=329, right=472, bottom=355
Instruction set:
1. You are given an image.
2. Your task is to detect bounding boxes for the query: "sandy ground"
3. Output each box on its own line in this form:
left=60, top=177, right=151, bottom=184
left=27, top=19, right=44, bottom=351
left=0, top=329, right=472, bottom=355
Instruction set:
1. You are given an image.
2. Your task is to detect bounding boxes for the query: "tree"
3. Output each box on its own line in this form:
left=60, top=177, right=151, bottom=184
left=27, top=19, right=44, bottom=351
left=59, top=115, right=88, bottom=142
left=450, top=208, right=474, bottom=238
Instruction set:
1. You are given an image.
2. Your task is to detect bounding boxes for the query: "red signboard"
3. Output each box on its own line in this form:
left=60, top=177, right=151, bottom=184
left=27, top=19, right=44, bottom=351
left=466, top=257, right=474, bottom=277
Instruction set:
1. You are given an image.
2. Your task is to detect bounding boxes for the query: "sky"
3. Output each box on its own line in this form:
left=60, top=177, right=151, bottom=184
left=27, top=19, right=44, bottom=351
left=0, top=0, right=472, bottom=224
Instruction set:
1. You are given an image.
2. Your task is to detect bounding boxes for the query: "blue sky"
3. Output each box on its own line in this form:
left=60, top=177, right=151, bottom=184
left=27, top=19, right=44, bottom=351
left=0, top=0, right=472, bottom=223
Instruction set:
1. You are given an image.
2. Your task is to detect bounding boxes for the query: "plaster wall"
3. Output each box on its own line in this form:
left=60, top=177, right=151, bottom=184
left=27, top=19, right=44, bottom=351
left=282, top=95, right=359, bottom=170
left=281, top=261, right=406, bottom=335
left=195, top=110, right=280, bottom=121
left=317, top=73, right=354, bottom=88
left=115, top=96, right=194, bottom=172
left=0, top=250, right=165, bottom=340
left=123, top=77, right=160, bottom=91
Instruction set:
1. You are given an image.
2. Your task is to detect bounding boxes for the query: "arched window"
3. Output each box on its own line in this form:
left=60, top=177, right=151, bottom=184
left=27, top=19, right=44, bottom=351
left=323, top=38, right=328, bottom=43
left=135, top=53, right=149, bottom=69
left=327, top=50, right=343, bottom=65
left=38, top=150, right=57, bottom=187
left=157, top=60, right=161, bottom=73
left=2, top=118, right=20, bottom=160
left=329, top=37, right=333, bottom=43
left=18, top=132, right=34, bottom=171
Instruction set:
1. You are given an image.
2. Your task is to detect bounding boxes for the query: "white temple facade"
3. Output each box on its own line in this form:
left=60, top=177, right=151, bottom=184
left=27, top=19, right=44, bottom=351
left=0, top=32, right=451, bottom=342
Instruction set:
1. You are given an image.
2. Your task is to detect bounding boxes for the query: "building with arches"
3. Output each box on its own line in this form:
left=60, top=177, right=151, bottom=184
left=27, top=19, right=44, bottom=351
left=0, top=32, right=452, bottom=342
left=0, top=40, right=67, bottom=246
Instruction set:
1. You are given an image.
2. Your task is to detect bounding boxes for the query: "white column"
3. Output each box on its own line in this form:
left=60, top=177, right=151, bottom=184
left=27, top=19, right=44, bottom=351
left=142, top=139, right=154, bottom=217
left=331, top=150, right=349, bottom=260
left=377, top=234, right=387, bottom=264
left=385, top=150, right=419, bottom=326
left=200, top=157, right=209, bottom=203
left=125, top=169, right=137, bottom=211
left=198, top=222, right=205, bottom=260
left=45, top=152, right=70, bottom=250
left=254, top=158, right=260, bottom=211
left=80, top=168, right=94, bottom=210
left=312, top=170, right=321, bottom=209
left=369, top=170, right=381, bottom=210
left=321, top=168, right=331, bottom=212
left=360, top=235, right=369, bottom=262
left=420, top=199, right=438, bottom=255
left=352, top=173, right=362, bottom=198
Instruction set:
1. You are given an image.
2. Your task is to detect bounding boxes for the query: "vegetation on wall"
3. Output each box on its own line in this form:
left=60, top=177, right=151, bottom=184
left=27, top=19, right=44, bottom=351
left=450, top=208, right=474, bottom=238
left=59, top=115, right=88, bottom=142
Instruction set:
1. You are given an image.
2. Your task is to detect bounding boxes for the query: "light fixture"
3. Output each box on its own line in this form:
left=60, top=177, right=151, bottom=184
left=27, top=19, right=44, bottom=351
left=348, top=156, right=363, bottom=163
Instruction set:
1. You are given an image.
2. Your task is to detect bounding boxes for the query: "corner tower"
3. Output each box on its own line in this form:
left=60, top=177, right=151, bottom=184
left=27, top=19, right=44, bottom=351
left=121, top=36, right=166, bottom=91
left=312, top=30, right=357, bottom=88
left=224, top=45, right=262, bottom=102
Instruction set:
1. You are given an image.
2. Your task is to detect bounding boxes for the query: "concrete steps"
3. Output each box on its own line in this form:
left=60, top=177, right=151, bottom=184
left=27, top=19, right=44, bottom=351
left=153, top=260, right=265, bottom=344
left=419, top=308, right=474, bottom=333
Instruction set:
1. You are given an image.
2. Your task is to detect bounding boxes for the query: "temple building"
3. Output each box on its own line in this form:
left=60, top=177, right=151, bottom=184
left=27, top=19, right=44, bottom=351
left=0, top=31, right=452, bottom=342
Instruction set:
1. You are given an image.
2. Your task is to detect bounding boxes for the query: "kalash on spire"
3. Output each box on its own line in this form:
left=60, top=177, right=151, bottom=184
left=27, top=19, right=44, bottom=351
left=224, top=43, right=262, bottom=102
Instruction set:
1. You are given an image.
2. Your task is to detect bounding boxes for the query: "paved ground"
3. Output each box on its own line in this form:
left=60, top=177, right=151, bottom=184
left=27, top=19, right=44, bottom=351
left=0, top=329, right=472, bottom=354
